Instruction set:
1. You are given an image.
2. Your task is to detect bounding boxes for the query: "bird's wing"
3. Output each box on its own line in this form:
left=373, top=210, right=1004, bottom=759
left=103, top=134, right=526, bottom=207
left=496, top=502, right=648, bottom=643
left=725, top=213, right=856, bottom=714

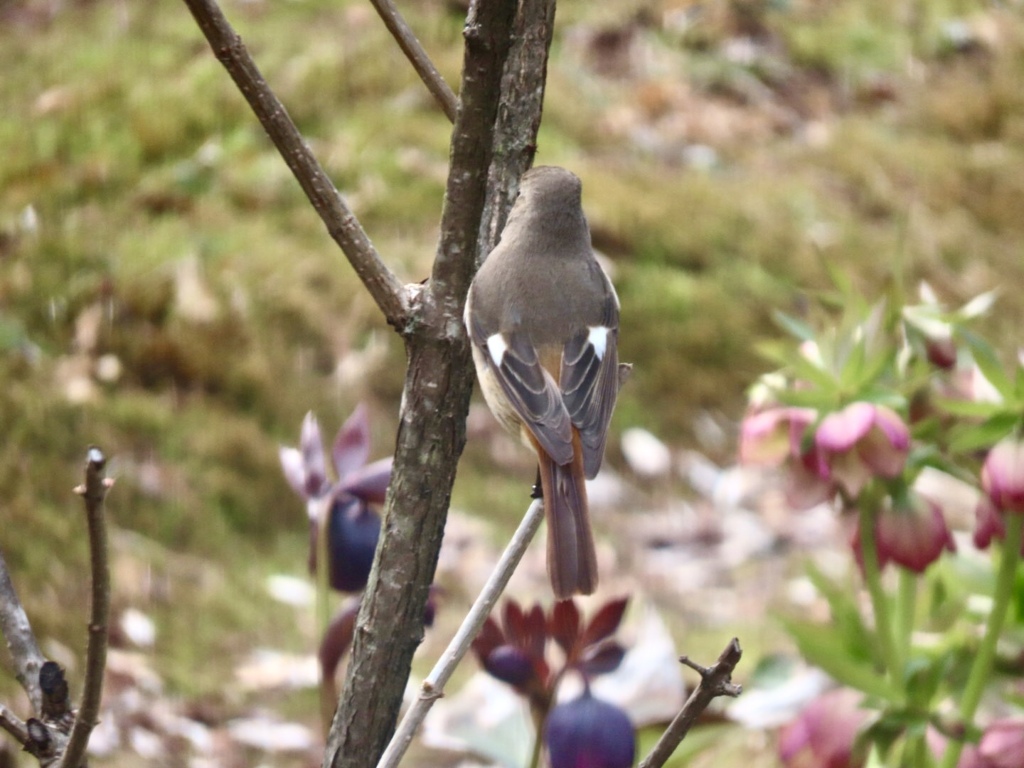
left=468, top=311, right=575, bottom=466
left=560, top=289, right=619, bottom=479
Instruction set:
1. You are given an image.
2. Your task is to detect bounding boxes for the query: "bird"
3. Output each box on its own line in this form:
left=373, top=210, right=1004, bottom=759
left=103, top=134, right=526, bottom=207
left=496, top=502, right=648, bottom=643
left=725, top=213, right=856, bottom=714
left=464, top=165, right=620, bottom=599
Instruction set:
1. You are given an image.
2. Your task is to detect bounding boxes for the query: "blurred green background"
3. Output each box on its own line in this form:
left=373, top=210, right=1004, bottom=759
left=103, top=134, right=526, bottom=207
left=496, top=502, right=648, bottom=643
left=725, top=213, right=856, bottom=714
left=1, top=0, right=1023, bottom=765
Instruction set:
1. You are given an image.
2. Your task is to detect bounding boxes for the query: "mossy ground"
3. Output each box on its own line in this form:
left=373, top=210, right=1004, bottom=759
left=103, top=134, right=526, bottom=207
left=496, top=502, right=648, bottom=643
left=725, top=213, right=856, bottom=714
left=2, top=0, right=1023, bottom=765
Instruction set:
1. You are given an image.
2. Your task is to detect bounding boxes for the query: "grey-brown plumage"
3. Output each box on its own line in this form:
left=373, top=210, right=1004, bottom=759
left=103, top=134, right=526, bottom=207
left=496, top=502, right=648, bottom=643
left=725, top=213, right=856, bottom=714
left=465, top=166, right=620, bottom=599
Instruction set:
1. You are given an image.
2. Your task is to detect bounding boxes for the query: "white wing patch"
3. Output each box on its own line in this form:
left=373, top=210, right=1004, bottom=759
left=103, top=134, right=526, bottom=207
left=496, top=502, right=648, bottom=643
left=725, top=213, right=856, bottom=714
left=486, top=334, right=508, bottom=367
left=587, top=326, right=609, bottom=360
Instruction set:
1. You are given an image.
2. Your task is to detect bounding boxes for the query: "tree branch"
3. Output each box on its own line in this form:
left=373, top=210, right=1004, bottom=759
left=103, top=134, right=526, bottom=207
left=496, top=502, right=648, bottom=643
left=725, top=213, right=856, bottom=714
left=638, top=638, right=744, bottom=768
left=368, top=0, right=458, bottom=123
left=0, top=703, right=29, bottom=749
left=0, top=548, right=47, bottom=714
left=180, top=0, right=411, bottom=330
left=376, top=499, right=545, bottom=768
left=59, top=448, right=112, bottom=768
left=322, top=0, right=521, bottom=765
left=477, top=0, right=556, bottom=251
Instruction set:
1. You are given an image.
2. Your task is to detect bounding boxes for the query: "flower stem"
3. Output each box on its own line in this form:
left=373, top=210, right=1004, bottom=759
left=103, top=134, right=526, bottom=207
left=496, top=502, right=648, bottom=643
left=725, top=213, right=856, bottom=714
left=939, top=513, right=1024, bottom=768
left=896, top=567, right=918, bottom=662
left=859, top=504, right=903, bottom=689
left=313, top=496, right=333, bottom=733
left=528, top=705, right=546, bottom=768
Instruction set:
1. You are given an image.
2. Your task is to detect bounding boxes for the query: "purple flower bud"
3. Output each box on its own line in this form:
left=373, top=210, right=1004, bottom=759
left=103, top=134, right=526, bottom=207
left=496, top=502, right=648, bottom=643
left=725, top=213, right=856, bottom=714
left=779, top=688, right=868, bottom=768
left=816, top=403, right=910, bottom=496
left=483, top=645, right=537, bottom=689
left=866, top=493, right=956, bottom=573
left=545, top=689, right=635, bottom=768
left=982, top=438, right=1024, bottom=516
left=320, top=495, right=381, bottom=592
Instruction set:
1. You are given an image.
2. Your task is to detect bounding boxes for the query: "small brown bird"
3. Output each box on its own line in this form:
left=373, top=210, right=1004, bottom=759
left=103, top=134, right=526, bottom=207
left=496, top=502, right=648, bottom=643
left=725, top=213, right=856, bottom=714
left=464, top=166, right=620, bottom=599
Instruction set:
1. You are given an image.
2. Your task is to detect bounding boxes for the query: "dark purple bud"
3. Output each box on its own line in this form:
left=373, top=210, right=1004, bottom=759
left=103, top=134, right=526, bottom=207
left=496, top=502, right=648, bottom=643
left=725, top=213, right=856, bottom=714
left=483, top=645, right=537, bottom=689
left=325, top=495, right=381, bottom=592
left=545, top=689, right=635, bottom=768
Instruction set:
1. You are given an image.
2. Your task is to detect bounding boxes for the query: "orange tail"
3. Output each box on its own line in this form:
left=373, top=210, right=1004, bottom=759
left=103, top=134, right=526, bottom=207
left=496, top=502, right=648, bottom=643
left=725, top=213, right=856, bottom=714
left=532, top=430, right=598, bottom=599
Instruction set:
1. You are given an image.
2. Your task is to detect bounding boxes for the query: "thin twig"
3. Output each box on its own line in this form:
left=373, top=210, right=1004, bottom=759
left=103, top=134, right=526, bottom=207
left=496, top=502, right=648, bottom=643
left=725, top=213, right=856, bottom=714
left=376, top=499, right=545, bottom=768
left=181, top=0, right=410, bottom=330
left=368, top=0, right=458, bottom=123
left=59, top=447, right=112, bottom=768
left=0, top=703, right=30, bottom=748
left=0, top=548, right=47, bottom=713
left=638, top=638, right=743, bottom=768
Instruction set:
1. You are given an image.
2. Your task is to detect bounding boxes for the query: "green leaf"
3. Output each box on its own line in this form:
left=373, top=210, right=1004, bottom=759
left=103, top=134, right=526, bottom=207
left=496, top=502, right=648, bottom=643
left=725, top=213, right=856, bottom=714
left=804, top=563, right=878, bottom=665
left=780, top=617, right=901, bottom=702
left=773, top=310, right=816, bottom=342
left=840, top=333, right=868, bottom=390
left=933, top=396, right=1007, bottom=419
left=948, top=412, right=1019, bottom=454
left=788, top=350, right=839, bottom=392
left=961, top=330, right=1015, bottom=403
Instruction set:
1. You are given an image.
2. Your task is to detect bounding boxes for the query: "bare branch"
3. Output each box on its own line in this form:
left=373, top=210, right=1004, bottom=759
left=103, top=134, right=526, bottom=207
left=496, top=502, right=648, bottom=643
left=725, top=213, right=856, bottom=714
left=180, top=0, right=411, bottom=329
left=369, top=0, right=458, bottom=123
left=376, top=499, right=545, bottom=768
left=638, top=638, right=743, bottom=768
left=322, top=0, right=531, bottom=764
left=0, top=703, right=29, bottom=749
left=477, top=0, right=557, bottom=251
left=59, top=447, right=112, bottom=768
left=0, top=548, right=46, bottom=713
left=426, top=0, right=521, bottom=305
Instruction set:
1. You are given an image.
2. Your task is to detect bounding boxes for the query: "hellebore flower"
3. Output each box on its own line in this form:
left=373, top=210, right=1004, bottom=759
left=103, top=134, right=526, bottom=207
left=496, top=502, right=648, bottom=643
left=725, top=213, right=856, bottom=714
left=973, top=497, right=1024, bottom=556
left=815, top=403, right=910, bottom=497
left=855, top=493, right=956, bottom=573
left=323, top=495, right=382, bottom=592
left=471, top=599, right=550, bottom=706
left=545, top=687, right=635, bottom=768
left=280, top=405, right=393, bottom=593
left=739, top=407, right=836, bottom=509
left=982, top=438, right=1024, bottom=515
left=978, top=718, right=1024, bottom=768
left=778, top=688, right=868, bottom=768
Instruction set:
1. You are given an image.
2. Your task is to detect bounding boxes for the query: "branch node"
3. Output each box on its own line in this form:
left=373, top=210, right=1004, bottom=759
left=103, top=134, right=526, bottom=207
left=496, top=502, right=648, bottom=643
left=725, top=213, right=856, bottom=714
left=25, top=719, right=56, bottom=759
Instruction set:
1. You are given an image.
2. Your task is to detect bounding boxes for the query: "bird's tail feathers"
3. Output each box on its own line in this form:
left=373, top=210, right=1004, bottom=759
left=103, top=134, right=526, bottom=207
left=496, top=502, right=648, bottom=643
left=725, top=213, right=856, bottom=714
left=534, top=430, right=598, bottom=599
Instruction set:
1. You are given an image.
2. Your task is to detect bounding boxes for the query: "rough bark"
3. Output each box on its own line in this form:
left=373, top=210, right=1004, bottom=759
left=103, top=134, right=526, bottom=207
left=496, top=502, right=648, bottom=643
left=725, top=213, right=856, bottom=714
left=322, top=0, right=527, bottom=764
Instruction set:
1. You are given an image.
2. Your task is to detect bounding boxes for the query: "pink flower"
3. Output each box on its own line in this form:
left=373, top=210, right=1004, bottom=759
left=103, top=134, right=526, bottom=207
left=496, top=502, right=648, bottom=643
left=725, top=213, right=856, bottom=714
left=855, top=494, right=955, bottom=573
left=740, top=407, right=837, bottom=509
left=981, top=438, right=1024, bottom=515
left=815, top=403, right=910, bottom=496
left=973, top=497, right=1024, bottom=555
left=779, top=688, right=868, bottom=768
left=926, top=727, right=987, bottom=767
left=739, top=407, right=816, bottom=466
left=978, top=718, right=1024, bottom=768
